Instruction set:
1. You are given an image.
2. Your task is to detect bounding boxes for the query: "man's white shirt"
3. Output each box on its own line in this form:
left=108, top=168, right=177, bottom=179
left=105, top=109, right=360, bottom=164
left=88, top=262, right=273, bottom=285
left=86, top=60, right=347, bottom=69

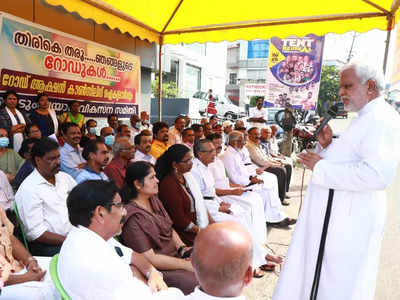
left=249, top=107, right=267, bottom=129
left=134, top=150, right=156, bottom=164
left=15, top=169, right=76, bottom=241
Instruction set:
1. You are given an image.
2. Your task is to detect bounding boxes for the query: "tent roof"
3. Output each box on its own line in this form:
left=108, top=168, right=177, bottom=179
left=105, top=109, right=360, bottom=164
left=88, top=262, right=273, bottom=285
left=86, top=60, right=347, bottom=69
left=45, top=0, right=400, bottom=44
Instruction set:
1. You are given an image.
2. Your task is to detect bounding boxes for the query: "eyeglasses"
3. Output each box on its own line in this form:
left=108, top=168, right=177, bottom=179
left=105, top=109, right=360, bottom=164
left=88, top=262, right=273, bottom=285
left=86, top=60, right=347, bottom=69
left=110, top=202, right=124, bottom=209
left=120, top=146, right=135, bottom=152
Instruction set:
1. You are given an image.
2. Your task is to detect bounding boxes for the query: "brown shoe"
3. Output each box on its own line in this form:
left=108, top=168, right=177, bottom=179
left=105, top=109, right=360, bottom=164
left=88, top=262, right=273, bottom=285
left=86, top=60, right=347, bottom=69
left=281, top=200, right=290, bottom=206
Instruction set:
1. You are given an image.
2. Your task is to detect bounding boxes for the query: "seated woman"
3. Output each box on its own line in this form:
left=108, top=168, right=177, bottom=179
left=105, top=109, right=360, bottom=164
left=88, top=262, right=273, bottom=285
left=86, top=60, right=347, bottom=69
left=0, top=206, right=57, bottom=299
left=58, top=101, right=85, bottom=131
left=0, top=127, right=24, bottom=183
left=155, top=144, right=212, bottom=246
left=120, top=161, right=197, bottom=295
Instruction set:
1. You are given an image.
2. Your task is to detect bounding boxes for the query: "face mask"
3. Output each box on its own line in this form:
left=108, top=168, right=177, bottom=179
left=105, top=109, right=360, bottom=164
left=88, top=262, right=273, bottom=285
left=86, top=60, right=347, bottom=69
left=0, top=137, right=9, bottom=148
left=104, top=135, right=115, bottom=146
left=89, top=127, right=97, bottom=135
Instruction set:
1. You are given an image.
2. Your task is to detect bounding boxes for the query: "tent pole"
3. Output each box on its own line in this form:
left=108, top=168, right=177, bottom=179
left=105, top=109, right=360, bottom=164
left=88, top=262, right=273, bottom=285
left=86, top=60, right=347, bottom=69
left=383, top=15, right=394, bottom=75
left=158, top=37, right=163, bottom=121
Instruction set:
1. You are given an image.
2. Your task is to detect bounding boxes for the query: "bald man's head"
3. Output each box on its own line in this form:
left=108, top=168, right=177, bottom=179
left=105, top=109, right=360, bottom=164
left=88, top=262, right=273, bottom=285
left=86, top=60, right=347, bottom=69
left=192, top=222, right=253, bottom=297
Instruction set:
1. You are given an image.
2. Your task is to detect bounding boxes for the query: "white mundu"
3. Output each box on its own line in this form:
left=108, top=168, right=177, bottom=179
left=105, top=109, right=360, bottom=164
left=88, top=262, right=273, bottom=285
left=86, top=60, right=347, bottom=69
left=190, top=158, right=267, bottom=269
left=221, top=146, right=287, bottom=223
left=273, top=96, right=400, bottom=300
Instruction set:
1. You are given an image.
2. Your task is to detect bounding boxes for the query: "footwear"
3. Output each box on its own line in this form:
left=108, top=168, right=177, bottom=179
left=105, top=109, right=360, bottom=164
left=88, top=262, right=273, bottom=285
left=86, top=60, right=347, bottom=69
left=285, top=195, right=291, bottom=199
left=281, top=200, right=290, bottom=206
left=266, top=254, right=283, bottom=264
left=287, top=218, right=297, bottom=225
left=260, top=263, right=275, bottom=272
left=253, top=268, right=265, bottom=278
left=267, top=219, right=289, bottom=228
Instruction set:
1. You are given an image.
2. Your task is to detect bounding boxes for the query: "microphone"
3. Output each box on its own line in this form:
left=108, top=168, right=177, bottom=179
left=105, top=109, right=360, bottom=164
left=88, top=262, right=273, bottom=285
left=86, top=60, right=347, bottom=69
left=311, top=103, right=340, bottom=140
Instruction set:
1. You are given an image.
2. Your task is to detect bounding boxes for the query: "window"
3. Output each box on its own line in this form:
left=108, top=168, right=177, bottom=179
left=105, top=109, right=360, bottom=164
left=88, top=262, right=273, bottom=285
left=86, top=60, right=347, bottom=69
left=229, top=73, right=237, bottom=85
left=183, top=64, right=201, bottom=97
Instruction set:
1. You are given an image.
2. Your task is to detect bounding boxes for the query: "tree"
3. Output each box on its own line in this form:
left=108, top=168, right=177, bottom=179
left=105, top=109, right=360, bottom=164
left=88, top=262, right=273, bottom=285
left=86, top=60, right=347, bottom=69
left=151, top=73, right=178, bottom=99
left=318, top=65, right=340, bottom=115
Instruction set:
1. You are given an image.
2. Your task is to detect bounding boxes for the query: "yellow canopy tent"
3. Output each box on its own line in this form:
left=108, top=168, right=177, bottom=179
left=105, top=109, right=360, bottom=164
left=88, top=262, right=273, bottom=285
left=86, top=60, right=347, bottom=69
left=43, top=0, right=400, bottom=119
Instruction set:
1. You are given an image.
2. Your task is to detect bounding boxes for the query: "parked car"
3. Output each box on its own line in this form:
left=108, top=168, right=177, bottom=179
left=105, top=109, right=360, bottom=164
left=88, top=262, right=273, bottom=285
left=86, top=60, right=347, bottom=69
left=192, top=91, right=246, bottom=119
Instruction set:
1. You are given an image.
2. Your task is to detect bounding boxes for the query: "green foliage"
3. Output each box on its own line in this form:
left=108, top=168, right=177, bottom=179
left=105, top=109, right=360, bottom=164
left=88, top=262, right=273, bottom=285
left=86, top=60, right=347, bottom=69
left=151, top=74, right=178, bottom=98
left=318, top=65, right=340, bottom=115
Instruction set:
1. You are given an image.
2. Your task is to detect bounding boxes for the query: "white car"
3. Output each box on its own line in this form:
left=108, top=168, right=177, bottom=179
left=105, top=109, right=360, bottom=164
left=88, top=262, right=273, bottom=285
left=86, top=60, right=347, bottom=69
left=192, top=91, right=245, bottom=119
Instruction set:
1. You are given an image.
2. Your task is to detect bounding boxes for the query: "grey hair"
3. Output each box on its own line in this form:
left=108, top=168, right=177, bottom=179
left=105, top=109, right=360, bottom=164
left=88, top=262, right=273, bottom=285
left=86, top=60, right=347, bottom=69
left=341, top=61, right=385, bottom=92
left=113, top=137, right=130, bottom=156
left=228, top=131, right=243, bottom=145
left=193, top=139, right=213, bottom=158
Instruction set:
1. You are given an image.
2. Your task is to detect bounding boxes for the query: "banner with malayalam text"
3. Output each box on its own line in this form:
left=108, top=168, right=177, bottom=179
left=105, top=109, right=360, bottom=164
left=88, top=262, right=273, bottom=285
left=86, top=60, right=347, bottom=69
left=265, top=34, right=324, bottom=110
left=0, top=14, right=140, bottom=117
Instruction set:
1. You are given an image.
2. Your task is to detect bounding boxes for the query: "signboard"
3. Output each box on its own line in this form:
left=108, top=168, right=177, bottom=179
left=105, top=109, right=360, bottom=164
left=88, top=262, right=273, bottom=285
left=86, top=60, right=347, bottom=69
left=244, top=83, right=268, bottom=97
left=0, top=14, right=140, bottom=117
left=265, top=34, right=324, bottom=110
left=247, top=40, right=269, bottom=59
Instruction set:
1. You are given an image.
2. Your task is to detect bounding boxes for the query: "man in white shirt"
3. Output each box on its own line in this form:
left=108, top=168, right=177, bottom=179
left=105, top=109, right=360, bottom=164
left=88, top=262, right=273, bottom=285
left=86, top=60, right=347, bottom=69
left=273, top=62, right=400, bottom=300
left=75, top=140, right=109, bottom=183
left=60, top=122, right=86, bottom=179
left=182, top=128, right=195, bottom=149
left=221, top=131, right=295, bottom=228
left=248, top=97, right=267, bottom=129
left=15, top=137, right=76, bottom=256
left=129, top=114, right=141, bottom=144
left=222, top=120, right=233, bottom=146
left=59, top=180, right=180, bottom=300
left=134, top=130, right=156, bottom=164
left=185, top=222, right=253, bottom=300
left=168, top=116, right=186, bottom=145
left=139, top=111, right=153, bottom=131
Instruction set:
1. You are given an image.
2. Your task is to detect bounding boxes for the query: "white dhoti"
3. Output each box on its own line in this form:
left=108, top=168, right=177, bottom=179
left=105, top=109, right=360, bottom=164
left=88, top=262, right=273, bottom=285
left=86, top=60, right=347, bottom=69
left=1, top=256, right=59, bottom=300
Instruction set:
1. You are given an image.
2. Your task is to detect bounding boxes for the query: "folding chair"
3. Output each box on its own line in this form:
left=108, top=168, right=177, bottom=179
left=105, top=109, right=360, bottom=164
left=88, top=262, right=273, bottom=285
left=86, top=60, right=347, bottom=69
left=12, top=201, right=29, bottom=251
left=49, top=254, right=71, bottom=300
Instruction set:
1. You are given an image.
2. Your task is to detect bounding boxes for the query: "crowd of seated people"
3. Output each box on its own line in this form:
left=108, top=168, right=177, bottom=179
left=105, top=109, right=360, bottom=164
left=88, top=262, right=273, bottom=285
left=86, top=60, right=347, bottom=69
left=0, top=89, right=295, bottom=298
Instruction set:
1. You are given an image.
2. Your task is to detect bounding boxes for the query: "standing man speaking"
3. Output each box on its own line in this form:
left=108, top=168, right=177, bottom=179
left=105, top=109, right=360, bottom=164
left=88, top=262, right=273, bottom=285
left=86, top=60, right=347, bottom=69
left=272, top=62, right=400, bottom=300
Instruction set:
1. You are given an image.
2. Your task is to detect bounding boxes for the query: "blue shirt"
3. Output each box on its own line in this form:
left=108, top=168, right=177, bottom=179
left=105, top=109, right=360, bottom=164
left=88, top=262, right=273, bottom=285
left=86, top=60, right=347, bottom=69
left=60, top=143, right=86, bottom=179
left=75, top=166, right=108, bottom=184
left=14, top=160, right=35, bottom=189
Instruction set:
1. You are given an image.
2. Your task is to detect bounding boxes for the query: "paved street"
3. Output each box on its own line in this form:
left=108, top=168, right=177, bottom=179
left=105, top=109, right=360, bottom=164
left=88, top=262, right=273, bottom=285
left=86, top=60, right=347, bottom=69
left=243, top=114, right=400, bottom=300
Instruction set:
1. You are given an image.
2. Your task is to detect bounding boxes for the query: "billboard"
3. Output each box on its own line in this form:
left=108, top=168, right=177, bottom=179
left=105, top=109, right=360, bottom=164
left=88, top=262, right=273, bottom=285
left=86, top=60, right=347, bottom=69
left=0, top=14, right=140, bottom=118
left=264, top=34, right=325, bottom=110
left=247, top=40, right=270, bottom=59
left=244, top=83, right=268, bottom=97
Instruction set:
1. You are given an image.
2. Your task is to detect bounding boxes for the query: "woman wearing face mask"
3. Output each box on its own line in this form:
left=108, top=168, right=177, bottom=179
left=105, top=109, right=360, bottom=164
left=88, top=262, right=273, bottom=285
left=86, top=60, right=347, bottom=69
left=29, top=93, right=58, bottom=138
left=155, top=144, right=213, bottom=246
left=58, top=101, right=85, bottom=131
left=120, top=161, right=198, bottom=295
left=0, top=91, right=31, bottom=153
left=0, top=127, right=25, bottom=183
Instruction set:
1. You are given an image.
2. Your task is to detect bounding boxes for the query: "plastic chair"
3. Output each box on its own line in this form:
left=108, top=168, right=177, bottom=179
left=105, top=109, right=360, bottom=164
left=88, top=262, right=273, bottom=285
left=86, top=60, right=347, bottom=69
left=12, top=201, right=29, bottom=251
left=49, top=254, right=72, bottom=300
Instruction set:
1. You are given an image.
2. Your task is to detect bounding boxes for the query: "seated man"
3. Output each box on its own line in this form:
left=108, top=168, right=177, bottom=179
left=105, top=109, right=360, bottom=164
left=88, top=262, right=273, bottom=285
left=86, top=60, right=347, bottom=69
left=80, top=119, right=101, bottom=148
left=59, top=122, right=86, bottom=179
left=14, top=138, right=39, bottom=190
left=59, top=180, right=181, bottom=299
left=191, top=124, right=204, bottom=142
left=263, top=126, right=293, bottom=165
left=104, top=137, right=135, bottom=189
left=100, top=126, right=115, bottom=154
left=247, top=127, right=292, bottom=205
left=186, top=222, right=253, bottom=299
left=221, top=131, right=295, bottom=228
left=116, top=124, right=132, bottom=140
left=191, top=139, right=280, bottom=276
left=15, top=137, right=76, bottom=256
left=150, top=122, right=170, bottom=159
left=75, top=140, right=109, bottom=183
left=182, top=128, right=195, bottom=149
left=168, top=116, right=185, bottom=145
left=134, top=130, right=156, bottom=164
left=129, top=114, right=141, bottom=144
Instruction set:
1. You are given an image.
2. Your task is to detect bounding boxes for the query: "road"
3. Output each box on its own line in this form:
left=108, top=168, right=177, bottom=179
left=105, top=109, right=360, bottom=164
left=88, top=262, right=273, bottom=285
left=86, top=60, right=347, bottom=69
left=243, top=114, right=400, bottom=300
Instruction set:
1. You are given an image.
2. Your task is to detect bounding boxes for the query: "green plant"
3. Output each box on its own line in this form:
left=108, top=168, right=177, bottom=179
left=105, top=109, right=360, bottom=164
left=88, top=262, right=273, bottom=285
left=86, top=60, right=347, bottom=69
left=151, top=74, right=178, bottom=98
left=318, top=65, right=340, bottom=115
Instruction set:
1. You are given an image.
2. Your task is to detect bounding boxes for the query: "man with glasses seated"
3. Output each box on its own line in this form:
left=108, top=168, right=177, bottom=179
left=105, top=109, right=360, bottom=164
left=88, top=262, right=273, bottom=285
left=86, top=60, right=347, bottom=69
left=59, top=180, right=181, bottom=299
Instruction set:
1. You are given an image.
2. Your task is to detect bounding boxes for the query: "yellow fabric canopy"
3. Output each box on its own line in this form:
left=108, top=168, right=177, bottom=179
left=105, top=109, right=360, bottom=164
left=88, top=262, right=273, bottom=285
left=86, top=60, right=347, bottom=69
left=44, top=0, right=400, bottom=44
